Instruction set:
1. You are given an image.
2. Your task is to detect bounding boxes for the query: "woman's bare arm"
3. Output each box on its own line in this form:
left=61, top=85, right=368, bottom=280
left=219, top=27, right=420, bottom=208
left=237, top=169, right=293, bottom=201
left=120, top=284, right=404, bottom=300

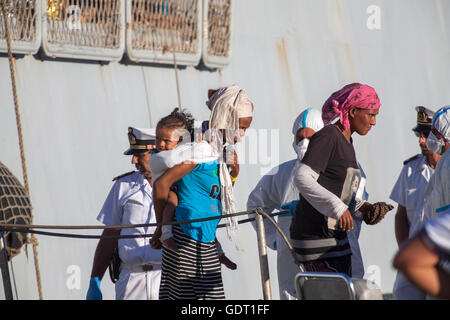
left=152, top=162, right=197, bottom=223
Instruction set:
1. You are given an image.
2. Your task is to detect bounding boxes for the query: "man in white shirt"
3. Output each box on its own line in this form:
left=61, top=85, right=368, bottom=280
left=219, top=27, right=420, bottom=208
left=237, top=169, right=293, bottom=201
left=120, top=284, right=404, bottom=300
left=421, top=106, right=450, bottom=224
left=86, top=127, right=162, bottom=300
left=390, top=106, right=440, bottom=300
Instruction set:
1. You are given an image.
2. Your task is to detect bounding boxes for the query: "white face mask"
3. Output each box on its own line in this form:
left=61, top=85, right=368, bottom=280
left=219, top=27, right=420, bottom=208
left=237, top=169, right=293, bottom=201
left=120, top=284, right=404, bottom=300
left=293, top=139, right=309, bottom=160
left=426, top=132, right=445, bottom=155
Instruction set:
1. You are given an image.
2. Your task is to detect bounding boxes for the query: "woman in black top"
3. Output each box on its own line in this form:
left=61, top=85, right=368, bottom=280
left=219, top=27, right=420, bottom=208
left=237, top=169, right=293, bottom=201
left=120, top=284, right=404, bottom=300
left=291, top=83, right=392, bottom=276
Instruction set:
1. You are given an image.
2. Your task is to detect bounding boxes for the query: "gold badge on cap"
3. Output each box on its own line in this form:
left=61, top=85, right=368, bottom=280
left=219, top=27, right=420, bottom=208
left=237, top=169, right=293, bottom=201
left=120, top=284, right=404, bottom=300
left=417, top=107, right=432, bottom=125
left=128, top=128, right=137, bottom=145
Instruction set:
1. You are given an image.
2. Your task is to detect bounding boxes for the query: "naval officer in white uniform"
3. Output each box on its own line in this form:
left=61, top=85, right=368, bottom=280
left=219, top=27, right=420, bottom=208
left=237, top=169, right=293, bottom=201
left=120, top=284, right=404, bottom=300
left=86, top=127, right=162, bottom=300
left=390, top=106, right=440, bottom=300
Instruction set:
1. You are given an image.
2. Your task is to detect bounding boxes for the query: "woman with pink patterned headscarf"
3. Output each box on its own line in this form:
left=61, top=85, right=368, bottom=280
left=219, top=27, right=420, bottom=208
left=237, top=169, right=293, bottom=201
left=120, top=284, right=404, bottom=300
left=290, top=83, right=393, bottom=278
left=322, top=82, right=381, bottom=134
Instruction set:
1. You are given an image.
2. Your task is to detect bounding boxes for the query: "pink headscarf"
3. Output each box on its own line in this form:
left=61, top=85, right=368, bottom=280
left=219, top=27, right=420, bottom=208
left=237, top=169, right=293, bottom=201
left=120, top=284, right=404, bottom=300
left=322, top=83, right=381, bottom=131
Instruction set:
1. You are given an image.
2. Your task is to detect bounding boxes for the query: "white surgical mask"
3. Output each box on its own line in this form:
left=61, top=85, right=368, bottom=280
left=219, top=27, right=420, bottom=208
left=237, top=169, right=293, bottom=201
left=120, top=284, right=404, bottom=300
left=293, top=139, right=309, bottom=160
left=426, top=132, right=445, bottom=155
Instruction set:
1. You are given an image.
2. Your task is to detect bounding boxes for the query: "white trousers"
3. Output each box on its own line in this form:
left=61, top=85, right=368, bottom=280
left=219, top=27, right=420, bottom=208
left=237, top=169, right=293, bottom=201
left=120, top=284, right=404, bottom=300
left=115, top=268, right=162, bottom=300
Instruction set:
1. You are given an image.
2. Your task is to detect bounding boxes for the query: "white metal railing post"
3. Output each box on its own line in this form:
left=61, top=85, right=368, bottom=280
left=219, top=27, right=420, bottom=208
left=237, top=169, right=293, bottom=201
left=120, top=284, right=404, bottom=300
left=255, top=209, right=272, bottom=300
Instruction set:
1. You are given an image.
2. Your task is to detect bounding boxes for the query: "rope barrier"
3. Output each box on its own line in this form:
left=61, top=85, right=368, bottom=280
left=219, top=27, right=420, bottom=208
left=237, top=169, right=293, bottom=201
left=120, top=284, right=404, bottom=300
left=0, top=209, right=288, bottom=239
left=0, top=207, right=302, bottom=301
left=1, top=0, right=43, bottom=300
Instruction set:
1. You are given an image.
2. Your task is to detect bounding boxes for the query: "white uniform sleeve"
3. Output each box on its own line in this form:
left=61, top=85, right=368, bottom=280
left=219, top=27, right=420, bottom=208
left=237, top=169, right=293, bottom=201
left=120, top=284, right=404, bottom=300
left=98, top=176, right=162, bottom=265
left=293, top=163, right=348, bottom=220
left=389, top=164, right=409, bottom=207
left=119, top=189, right=162, bottom=265
left=97, top=182, right=123, bottom=226
left=247, top=170, right=282, bottom=248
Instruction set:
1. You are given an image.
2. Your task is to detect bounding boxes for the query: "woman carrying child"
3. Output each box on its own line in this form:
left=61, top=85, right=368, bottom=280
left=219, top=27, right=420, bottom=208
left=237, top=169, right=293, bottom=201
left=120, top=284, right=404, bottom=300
left=150, top=85, right=254, bottom=300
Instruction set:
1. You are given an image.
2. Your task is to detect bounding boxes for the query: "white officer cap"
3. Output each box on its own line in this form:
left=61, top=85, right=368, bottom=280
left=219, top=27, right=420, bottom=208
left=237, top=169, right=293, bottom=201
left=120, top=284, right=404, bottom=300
left=123, top=127, right=157, bottom=155
left=432, top=106, right=450, bottom=141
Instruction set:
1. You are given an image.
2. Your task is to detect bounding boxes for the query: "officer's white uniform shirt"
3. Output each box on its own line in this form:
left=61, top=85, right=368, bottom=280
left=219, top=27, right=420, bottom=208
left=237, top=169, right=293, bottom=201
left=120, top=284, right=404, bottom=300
left=390, top=154, right=435, bottom=238
left=97, top=171, right=162, bottom=300
left=422, top=150, right=450, bottom=224
left=246, top=160, right=368, bottom=300
left=390, top=154, right=434, bottom=300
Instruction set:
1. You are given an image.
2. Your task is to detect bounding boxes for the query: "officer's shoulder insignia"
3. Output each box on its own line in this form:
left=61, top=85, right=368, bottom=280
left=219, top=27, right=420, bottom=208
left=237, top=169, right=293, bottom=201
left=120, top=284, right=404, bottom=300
left=403, top=154, right=420, bottom=165
left=112, top=171, right=135, bottom=181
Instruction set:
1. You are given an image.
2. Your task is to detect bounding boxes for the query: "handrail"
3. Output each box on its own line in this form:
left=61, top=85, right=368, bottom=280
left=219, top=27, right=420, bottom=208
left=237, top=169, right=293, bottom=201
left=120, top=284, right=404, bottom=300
left=0, top=207, right=303, bottom=301
left=0, top=209, right=287, bottom=238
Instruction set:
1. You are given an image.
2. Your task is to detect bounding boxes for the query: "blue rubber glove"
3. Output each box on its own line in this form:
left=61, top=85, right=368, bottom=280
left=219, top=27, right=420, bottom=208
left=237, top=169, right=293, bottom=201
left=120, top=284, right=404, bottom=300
left=86, top=277, right=102, bottom=300
left=280, top=200, right=299, bottom=217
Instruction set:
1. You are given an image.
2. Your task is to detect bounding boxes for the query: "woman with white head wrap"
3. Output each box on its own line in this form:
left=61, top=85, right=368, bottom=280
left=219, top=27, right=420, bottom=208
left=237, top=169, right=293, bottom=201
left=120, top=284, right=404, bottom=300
left=422, top=106, right=450, bottom=226
left=205, top=85, right=254, bottom=248
left=206, top=85, right=254, bottom=149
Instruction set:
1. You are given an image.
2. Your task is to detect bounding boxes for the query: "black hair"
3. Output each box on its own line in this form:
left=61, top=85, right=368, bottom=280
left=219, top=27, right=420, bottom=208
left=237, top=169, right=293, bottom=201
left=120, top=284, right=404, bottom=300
left=156, top=107, right=195, bottom=134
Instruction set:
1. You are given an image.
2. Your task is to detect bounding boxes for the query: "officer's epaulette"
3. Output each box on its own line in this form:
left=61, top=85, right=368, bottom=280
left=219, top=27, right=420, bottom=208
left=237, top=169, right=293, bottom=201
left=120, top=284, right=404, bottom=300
left=403, top=154, right=420, bottom=165
left=112, top=170, right=135, bottom=182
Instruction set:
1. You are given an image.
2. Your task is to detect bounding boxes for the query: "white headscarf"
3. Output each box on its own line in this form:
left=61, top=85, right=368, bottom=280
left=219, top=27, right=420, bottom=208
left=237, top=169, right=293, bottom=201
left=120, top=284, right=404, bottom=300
left=432, top=106, right=450, bottom=141
left=206, top=85, right=254, bottom=249
left=427, top=106, right=450, bottom=155
left=206, top=85, right=254, bottom=146
left=292, top=108, right=324, bottom=136
left=291, top=108, right=324, bottom=157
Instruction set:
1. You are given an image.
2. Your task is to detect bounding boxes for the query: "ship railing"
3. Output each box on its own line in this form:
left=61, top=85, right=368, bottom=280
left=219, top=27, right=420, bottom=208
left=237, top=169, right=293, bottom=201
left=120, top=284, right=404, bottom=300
left=42, top=0, right=125, bottom=61
left=1, top=0, right=233, bottom=67
left=201, top=0, right=232, bottom=68
left=0, top=0, right=41, bottom=54
left=126, top=0, right=202, bottom=65
left=0, top=207, right=384, bottom=300
left=0, top=208, right=292, bottom=300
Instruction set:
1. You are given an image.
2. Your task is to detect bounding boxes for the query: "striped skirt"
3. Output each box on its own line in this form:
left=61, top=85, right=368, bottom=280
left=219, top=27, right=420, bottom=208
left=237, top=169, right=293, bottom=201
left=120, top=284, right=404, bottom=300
left=158, top=225, right=225, bottom=300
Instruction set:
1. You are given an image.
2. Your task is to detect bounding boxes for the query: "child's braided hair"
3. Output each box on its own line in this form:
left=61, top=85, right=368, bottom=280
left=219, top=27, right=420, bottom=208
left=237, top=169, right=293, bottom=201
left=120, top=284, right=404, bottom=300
left=156, top=107, right=195, bottom=140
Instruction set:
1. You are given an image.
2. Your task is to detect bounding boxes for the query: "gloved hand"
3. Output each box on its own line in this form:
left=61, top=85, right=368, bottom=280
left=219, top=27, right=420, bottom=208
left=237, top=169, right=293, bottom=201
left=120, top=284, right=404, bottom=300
left=86, top=277, right=102, bottom=300
left=360, top=202, right=394, bottom=225
left=281, top=200, right=299, bottom=217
